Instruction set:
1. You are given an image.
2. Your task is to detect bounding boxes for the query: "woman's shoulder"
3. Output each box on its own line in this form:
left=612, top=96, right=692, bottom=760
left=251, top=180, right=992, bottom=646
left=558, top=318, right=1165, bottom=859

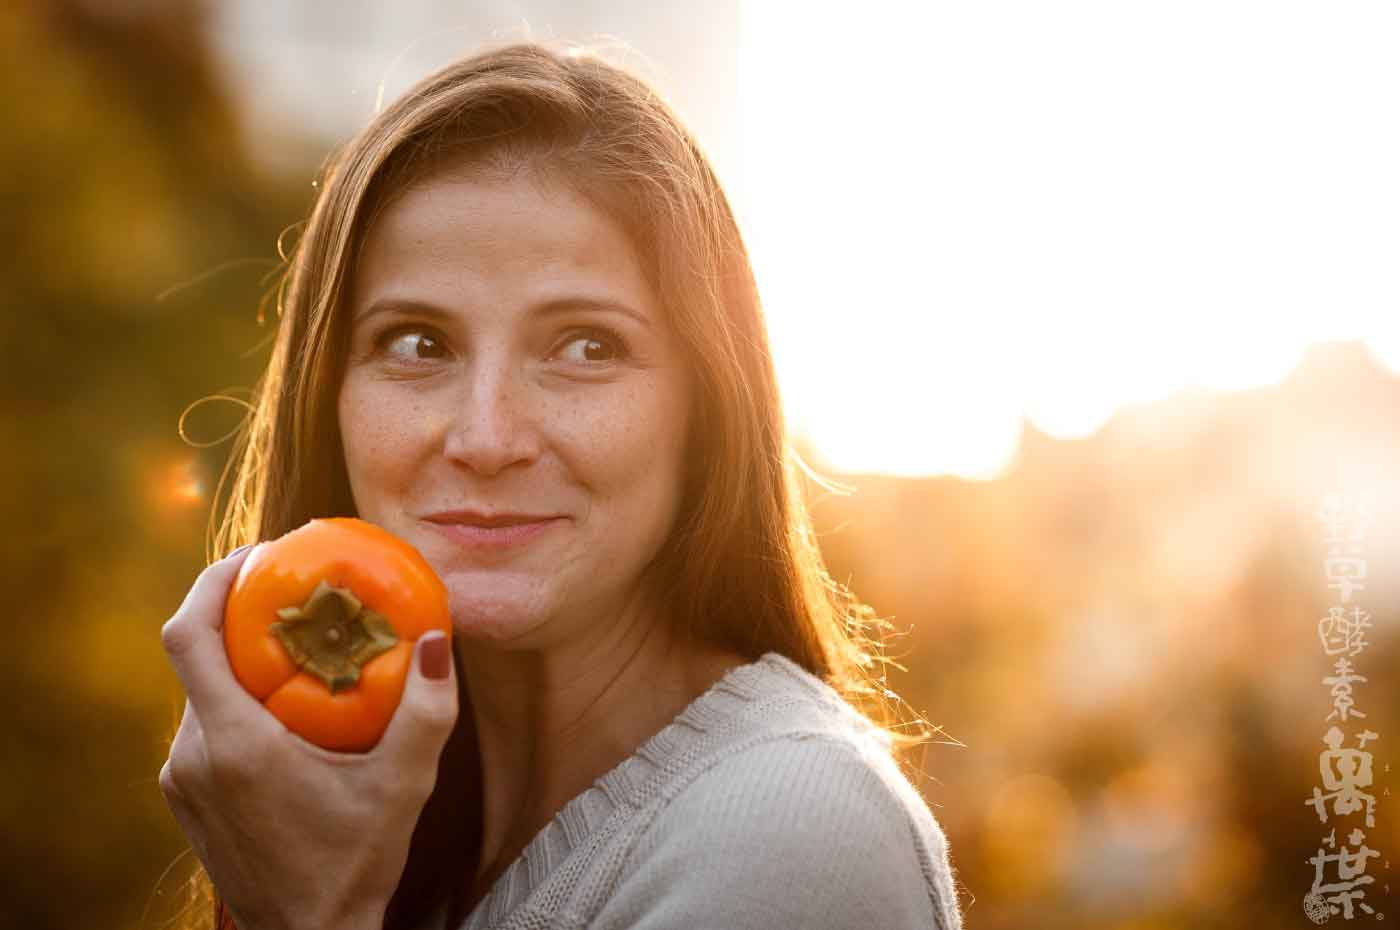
left=690, top=651, right=934, bottom=792
left=650, top=727, right=953, bottom=866
left=590, top=652, right=964, bottom=929
left=674, top=651, right=941, bottom=808
left=694, top=650, right=896, bottom=734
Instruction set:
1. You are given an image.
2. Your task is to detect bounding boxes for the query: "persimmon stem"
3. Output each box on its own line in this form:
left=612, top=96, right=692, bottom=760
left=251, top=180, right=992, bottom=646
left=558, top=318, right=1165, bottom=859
left=269, top=580, right=398, bottom=693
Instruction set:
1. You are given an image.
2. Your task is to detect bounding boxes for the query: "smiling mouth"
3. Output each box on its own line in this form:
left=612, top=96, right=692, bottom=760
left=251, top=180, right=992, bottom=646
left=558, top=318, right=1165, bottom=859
left=423, top=510, right=561, bottom=528
left=425, top=517, right=563, bottom=549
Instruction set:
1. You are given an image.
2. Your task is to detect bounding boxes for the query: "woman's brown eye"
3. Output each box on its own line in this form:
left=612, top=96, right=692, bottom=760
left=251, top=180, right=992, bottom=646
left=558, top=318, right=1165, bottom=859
left=560, top=329, right=626, bottom=363
left=380, top=327, right=446, bottom=360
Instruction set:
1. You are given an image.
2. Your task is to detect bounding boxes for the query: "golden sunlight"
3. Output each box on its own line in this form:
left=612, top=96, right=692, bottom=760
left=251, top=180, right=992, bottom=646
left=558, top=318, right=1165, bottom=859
left=738, top=1, right=1400, bottom=478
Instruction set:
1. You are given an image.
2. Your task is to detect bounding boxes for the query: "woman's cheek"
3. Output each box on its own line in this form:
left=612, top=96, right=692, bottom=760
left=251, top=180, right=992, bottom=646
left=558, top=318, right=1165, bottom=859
left=341, top=381, right=430, bottom=493
left=573, top=391, right=655, bottom=477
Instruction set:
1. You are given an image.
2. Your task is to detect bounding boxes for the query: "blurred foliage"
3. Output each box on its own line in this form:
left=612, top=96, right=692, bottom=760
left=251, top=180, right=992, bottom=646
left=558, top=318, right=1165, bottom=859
left=4, top=2, right=1397, bottom=929
left=807, top=347, right=1400, bottom=928
left=2, top=2, right=305, bottom=928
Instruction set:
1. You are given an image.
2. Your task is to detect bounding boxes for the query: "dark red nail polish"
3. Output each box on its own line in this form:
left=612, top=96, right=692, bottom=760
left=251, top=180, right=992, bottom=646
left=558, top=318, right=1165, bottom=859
left=420, top=633, right=450, bottom=680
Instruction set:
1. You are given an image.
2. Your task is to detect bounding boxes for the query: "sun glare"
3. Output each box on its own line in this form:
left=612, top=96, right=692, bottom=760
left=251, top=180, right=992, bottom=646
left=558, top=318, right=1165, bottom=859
left=738, top=1, right=1400, bottom=477
left=165, top=457, right=205, bottom=506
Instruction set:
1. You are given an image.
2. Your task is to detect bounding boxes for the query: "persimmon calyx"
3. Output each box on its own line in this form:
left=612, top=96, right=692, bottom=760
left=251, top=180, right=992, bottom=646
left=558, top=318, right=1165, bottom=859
left=270, top=579, right=399, bottom=694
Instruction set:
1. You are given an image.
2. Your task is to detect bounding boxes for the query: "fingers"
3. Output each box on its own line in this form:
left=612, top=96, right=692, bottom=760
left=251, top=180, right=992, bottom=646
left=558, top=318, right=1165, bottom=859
left=161, top=546, right=263, bottom=730
left=374, top=633, right=458, bottom=774
left=159, top=699, right=256, bottom=880
left=160, top=699, right=205, bottom=829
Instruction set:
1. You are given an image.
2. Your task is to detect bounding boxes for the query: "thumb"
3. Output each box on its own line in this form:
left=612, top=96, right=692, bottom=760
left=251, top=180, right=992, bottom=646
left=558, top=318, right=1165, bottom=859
left=377, top=632, right=458, bottom=763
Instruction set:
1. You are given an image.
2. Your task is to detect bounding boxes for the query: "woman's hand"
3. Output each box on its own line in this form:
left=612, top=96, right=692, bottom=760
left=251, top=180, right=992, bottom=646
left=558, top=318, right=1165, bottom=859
left=158, top=546, right=458, bottom=930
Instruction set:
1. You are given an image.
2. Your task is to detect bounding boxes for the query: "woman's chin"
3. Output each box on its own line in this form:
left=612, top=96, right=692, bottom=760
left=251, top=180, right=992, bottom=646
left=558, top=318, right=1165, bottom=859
left=447, top=592, right=551, bottom=644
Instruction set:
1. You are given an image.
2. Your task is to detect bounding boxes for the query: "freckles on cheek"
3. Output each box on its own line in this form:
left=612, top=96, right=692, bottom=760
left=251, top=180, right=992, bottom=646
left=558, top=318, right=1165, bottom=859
left=601, top=384, right=672, bottom=478
left=343, top=388, right=428, bottom=476
left=548, top=397, right=619, bottom=483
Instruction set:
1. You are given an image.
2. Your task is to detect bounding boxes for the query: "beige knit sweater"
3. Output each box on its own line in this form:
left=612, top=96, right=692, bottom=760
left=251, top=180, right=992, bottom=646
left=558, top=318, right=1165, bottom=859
left=421, top=651, right=963, bottom=930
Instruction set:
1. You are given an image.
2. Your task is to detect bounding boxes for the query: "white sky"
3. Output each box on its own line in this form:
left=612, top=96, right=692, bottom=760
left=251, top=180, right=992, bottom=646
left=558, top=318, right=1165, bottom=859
left=740, top=2, right=1400, bottom=477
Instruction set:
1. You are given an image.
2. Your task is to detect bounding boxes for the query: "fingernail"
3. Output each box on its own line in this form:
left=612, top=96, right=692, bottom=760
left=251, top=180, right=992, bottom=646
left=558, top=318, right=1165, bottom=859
left=419, top=633, right=451, bottom=680
left=225, top=543, right=254, bottom=560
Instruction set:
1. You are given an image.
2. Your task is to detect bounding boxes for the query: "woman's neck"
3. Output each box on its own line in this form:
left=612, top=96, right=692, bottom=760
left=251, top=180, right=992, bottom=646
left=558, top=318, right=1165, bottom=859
left=457, top=623, right=749, bottom=908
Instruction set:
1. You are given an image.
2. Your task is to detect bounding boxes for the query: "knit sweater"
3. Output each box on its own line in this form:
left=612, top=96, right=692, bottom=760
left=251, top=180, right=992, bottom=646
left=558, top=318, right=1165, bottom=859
left=420, top=651, right=963, bottom=930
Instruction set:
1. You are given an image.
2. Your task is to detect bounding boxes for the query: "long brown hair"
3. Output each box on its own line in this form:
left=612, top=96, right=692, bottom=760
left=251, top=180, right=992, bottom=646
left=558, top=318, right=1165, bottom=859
left=169, top=39, right=936, bottom=930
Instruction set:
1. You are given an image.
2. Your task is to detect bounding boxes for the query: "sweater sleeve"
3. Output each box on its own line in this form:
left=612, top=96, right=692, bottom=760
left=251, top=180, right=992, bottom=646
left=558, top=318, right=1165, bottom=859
left=585, top=735, right=963, bottom=930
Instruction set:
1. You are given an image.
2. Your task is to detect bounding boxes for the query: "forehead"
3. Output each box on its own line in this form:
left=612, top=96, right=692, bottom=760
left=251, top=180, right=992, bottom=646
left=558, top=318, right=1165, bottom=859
left=350, top=165, right=654, bottom=314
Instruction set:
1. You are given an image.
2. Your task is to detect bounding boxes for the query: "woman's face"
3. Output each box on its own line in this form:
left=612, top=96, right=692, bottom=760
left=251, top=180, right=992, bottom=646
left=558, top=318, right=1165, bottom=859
left=338, top=166, right=692, bottom=649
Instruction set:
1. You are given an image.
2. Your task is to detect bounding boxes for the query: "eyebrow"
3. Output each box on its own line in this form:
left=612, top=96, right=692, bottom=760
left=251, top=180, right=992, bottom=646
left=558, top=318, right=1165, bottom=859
left=352, top=296, right=653, bottom=330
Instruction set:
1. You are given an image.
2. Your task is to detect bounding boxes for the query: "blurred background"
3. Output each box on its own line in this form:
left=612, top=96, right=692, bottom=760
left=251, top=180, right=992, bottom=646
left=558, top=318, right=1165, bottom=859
left=4, top=1, right=1397, bottom=928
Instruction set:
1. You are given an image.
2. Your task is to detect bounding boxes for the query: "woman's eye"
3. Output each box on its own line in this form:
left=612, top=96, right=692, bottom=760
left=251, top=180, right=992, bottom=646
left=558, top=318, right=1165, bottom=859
left=558, top=328, right=627, bottom=364
left=375, top=326, right=448, bottom=362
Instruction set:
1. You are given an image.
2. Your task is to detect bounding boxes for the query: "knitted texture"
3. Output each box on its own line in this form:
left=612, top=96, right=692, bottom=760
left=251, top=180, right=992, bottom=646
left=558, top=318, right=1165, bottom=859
left=423, top=652, right=962, bottom=930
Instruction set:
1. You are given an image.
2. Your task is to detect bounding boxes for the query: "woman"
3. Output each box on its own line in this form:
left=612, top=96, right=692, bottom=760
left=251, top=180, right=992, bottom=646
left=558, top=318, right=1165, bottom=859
left=158, top=42, right=963, bottom=930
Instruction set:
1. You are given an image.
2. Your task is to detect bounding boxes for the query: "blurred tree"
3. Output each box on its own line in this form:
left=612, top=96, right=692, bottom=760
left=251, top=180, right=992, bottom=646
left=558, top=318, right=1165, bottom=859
left=1, top=2, right=304, bottom=928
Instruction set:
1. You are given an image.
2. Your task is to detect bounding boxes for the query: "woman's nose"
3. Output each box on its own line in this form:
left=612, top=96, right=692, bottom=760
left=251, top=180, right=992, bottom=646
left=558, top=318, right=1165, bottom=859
left=441, top=362, right=542, bottom=476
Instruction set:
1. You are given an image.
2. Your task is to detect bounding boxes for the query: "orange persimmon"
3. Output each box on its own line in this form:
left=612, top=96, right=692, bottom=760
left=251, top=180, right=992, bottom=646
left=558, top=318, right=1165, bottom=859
left=223, top=517, right=452, bottom=752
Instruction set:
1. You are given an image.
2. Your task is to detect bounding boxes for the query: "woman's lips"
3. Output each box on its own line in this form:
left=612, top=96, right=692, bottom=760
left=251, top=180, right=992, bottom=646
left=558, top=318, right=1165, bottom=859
left=425, top=517, right=564, bottom=549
